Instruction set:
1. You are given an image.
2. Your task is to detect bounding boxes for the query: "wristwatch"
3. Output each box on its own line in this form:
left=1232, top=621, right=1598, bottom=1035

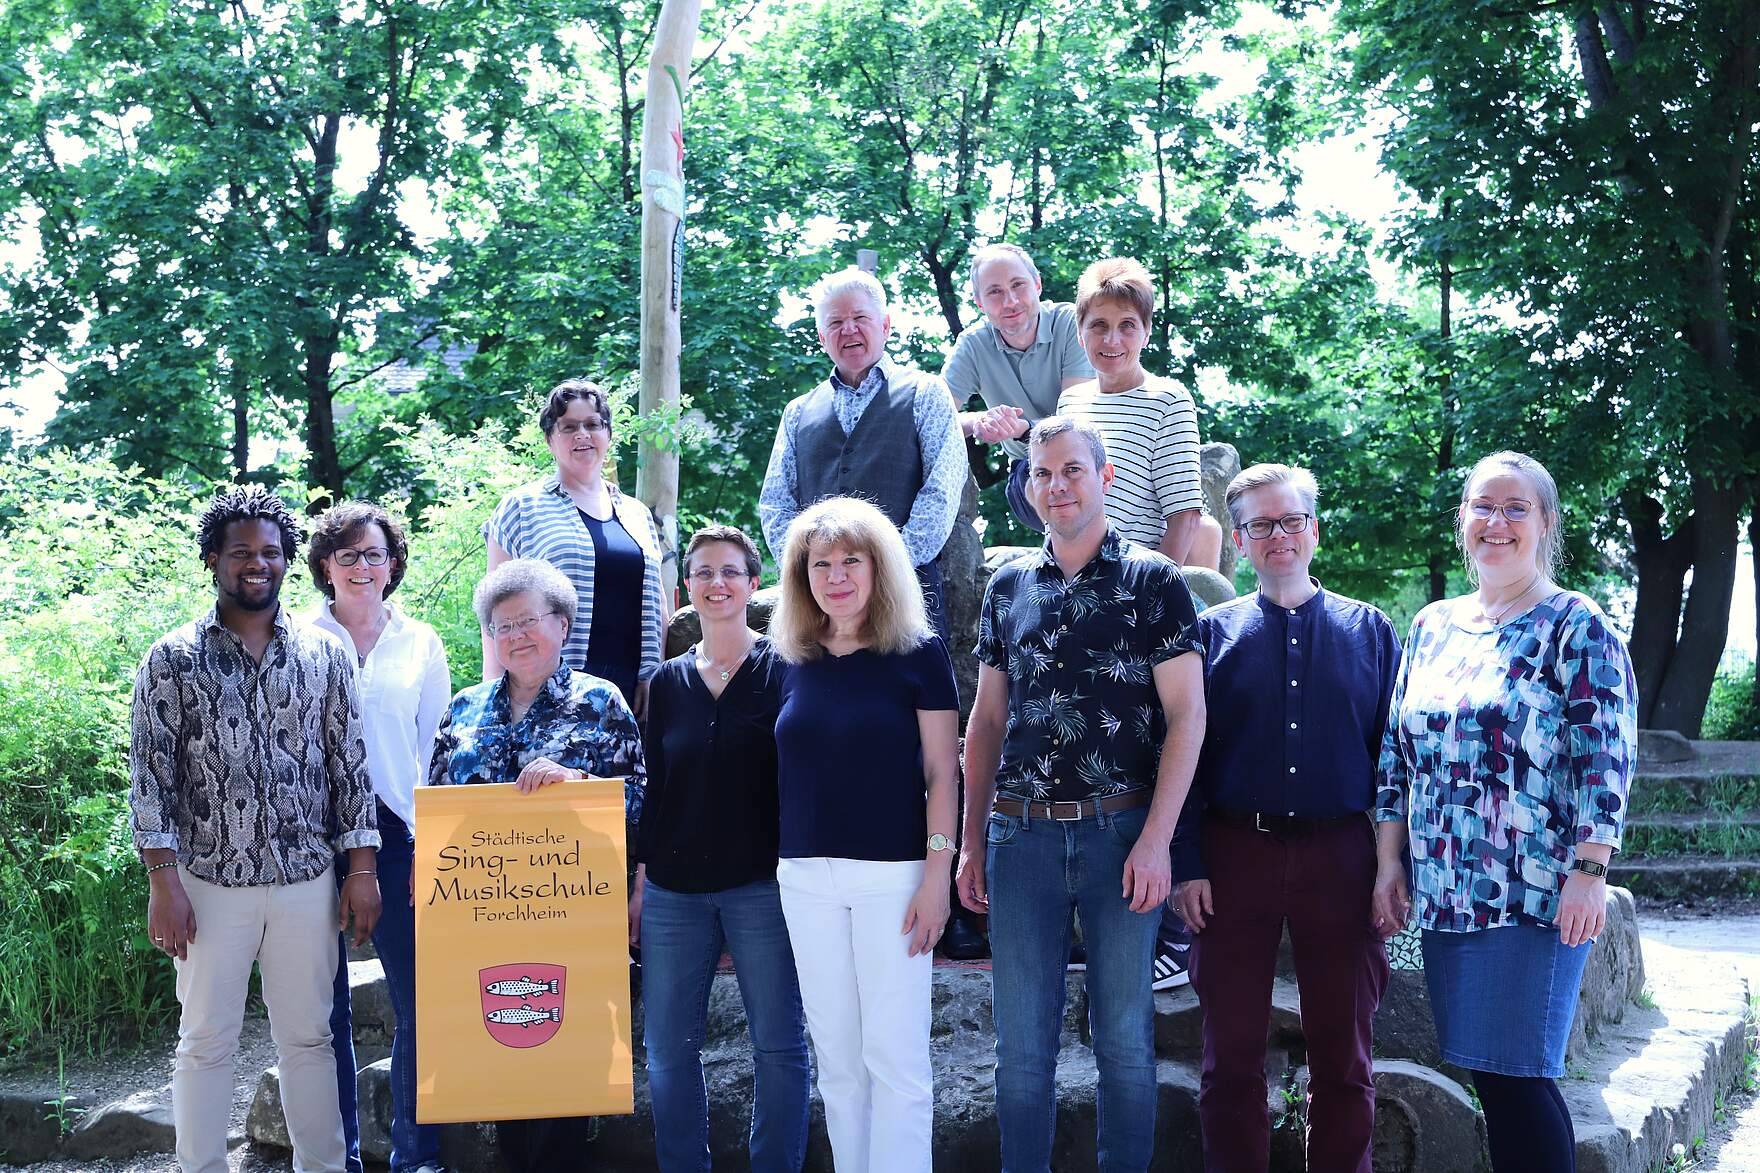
left=927, top=834, right=952, bottom=853
left=1571, top=858, right=1608, bottom=879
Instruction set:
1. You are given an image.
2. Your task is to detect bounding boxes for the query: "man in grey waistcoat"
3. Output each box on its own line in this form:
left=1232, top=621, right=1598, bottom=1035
left=759, top=265, right=966, bottom=642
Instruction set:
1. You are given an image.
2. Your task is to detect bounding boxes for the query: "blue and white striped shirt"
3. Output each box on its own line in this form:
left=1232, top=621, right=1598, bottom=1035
left=483, top=477, right=667, bottom=683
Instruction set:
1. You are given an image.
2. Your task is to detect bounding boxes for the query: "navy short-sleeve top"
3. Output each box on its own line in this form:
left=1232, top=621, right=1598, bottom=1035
left=775, top=635, right=959, bottom=861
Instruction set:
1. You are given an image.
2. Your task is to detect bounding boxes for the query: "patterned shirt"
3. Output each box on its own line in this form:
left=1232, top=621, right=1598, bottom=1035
left=976, top=527, right=1204, bottom=802
left=1057, top=376, right=1204, bottom=550
left=482, top=476, right=667, bottom=683
left=758, top=361, right=967, bottom=567
left=129, top=607, right=379, bottom=887
left=429, top=663, right=646, bottom=825
left=1375, top=591, right=1637, bottom=932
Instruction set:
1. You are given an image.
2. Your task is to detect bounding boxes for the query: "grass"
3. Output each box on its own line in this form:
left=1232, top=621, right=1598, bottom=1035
left=1623, top=818, right=1760, bottom=860
left=1636, top=987, right=1659, bottom=1011
left=1629, top=775, right=1760, bottom=817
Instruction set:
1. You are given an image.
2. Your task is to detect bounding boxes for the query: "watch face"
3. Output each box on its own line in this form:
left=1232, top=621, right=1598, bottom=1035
left=928, top=834, right=951, bottom=852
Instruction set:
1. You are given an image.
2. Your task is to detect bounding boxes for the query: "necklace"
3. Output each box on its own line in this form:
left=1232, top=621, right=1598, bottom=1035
left=697, top=641, right=751, bottom=683
left=1480, top=572, right=1542, bottom=623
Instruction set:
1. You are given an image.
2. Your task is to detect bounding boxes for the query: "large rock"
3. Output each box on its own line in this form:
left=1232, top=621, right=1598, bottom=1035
left=64, top=1088, right=175, bottom=1161
left=1154, top=978, right=1304, bottom=1060
left=1368, top=1060, right=1488, bottom=1172
left=1637, top=729, right=1697, bottom=764
left=940, top=474, right=987, bottom=719
left=0, top=1086, right=80, bottom=1164
left=246, top=1065, right=290, bottom=1151
left=1570, top=887, right=1645, bottom=1060
left=1200, top=442, right=1242, bottom=581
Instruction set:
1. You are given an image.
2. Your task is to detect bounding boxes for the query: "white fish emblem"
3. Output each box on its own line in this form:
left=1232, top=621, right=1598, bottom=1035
left=484, top=976, right=560, bottom=998
left=485, top=1003, right=561, bottom=1027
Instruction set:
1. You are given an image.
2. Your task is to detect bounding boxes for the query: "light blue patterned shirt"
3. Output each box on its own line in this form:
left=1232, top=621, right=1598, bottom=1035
left=429, top=663, right=646, bottom=825
left=1375, top=591, right=1636, bottom=932
left=758, top=361, right=966, bottom=567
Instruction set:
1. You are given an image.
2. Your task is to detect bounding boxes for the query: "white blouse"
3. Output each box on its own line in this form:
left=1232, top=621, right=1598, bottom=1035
left=310, top=599, right=453, bottom=830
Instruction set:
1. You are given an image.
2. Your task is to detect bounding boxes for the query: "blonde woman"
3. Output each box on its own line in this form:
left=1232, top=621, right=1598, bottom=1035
left=769, top=497, right=960, bottom=1173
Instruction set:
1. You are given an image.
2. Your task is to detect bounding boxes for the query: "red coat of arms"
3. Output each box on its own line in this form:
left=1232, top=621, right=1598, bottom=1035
left=479, top=963, right=566, bottom=1049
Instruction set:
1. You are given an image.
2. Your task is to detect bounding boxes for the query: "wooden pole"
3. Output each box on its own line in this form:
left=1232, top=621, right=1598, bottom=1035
left=637, top=0, right=703, bottom=608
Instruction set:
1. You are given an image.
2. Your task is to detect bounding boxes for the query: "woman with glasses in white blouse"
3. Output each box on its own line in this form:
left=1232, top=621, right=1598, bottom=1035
left=308, top=501, right=453, bottom=1173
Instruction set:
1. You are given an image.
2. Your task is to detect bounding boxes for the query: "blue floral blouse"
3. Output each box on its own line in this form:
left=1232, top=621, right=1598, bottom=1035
left=429, top=663, right=645, bottom=825
left=1375, top=591, right=1636, bottom=932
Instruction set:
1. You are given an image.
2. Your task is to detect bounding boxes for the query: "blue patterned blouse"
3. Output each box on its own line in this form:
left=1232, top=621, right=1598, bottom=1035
left=429, top=663, right=645, bottom=825
left=1375, top=591, right=1636, bottom=932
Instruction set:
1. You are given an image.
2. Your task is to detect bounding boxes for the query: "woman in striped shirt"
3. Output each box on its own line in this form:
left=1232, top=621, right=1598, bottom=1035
left=483, top=379, right=668, bottom=716
left=1056, top=257, right=1205, bottom=566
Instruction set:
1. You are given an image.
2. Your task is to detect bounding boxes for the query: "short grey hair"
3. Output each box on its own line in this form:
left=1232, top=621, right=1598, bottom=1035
left=473, top=558, right=578, bottom=632
left=809, top=267, right=887, bottom=330
left=968, top=243, right=1040, bottom=302
left=1457, top=450, right=1565, bottom=581
left=1225, top=463, right=1320, bottom=528
left=1028, top=414, right=1108, bottom=472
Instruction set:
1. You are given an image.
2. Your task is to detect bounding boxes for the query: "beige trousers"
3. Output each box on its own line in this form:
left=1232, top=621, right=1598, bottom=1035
left=172, top=865, right=344, bottom=1173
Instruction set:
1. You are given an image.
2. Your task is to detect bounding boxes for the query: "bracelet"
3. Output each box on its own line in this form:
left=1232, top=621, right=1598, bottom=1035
left=345, top=869, right=378, bottom=880
left=145, top=860, right=177, bottom=875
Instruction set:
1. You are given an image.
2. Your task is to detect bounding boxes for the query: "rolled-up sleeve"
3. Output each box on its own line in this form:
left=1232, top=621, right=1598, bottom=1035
left=1560, top=607, right=1637, bottom=850
left=323, top=648, right=380, bottom=851
left=129, top=643, right=182, bottom=852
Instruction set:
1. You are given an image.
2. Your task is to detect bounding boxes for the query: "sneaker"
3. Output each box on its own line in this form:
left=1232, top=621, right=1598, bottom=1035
left=1152, top=940, right=1190, bottom=991
left=1067, top=941, right=1087, bottom=971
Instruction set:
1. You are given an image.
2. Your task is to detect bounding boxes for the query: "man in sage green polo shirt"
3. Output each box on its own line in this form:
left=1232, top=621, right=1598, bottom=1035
left=943, top=243, right=1094, bottom=532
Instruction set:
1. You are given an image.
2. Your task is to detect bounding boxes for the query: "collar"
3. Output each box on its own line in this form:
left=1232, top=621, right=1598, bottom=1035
left=828, top=360, right=890, bottom=397
left=487, top=660, right=575, bottom=725
left=987, top=310, right=1049, bottom=355
left=543, top=473, right=622, bottom=504
left=1254, top=577, right=1326, bottom=617
left=201, top=604, right=291, bottom=640
left=1033, top=525, right=1125, bottom=574
left=313, top=598, right=403, bottom=639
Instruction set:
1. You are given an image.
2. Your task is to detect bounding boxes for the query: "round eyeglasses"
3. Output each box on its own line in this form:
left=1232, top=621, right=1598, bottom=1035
left=1240, top=513, right=1313, bottom=540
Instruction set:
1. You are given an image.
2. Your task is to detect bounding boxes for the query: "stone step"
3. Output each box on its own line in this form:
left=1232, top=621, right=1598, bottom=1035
left=1562, top=931, right=1752, bottom=1173
left=1624, top=810, right=1760, bottom=858
left=1614, top=858, right=1760, bottom=901
left=1629, top=773, right=1760, bottom=817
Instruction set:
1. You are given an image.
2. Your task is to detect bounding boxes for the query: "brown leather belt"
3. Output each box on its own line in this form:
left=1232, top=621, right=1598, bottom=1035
left=992, top=789, right=1151, bottom=822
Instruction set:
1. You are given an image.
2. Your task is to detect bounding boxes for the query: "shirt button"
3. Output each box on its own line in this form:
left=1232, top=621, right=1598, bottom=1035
left=1290, top=637, right=1298, bottom=645
left=1289, top=722, right=1297, bottom=730
left=1289, top=766, right=1297, bottom=774
left=1056, top=662, right=1064, bottom=668
left=1290, top=679, right=1298, bottom=687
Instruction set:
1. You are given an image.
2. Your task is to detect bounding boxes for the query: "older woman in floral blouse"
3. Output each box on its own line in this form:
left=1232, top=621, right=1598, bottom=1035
left=430, top=557, right=644, bottom=1172
left=1373, top=451, right=1636, bottom=1173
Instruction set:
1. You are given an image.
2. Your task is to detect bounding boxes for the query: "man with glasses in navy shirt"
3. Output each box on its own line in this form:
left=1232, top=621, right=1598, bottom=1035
left=1171, top=463, right=1400, bottom=1173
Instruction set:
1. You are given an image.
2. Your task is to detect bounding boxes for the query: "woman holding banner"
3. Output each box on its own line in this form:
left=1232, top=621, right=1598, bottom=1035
left=633, top=524, right=810, bottom=1172
left=431, top=556, right=645, bottom=1172
left=768, top=497, right=959, bottom=1173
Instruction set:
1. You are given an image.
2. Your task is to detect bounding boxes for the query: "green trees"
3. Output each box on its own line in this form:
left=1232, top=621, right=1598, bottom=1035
left=1343, top=0, right=1760, bottom=732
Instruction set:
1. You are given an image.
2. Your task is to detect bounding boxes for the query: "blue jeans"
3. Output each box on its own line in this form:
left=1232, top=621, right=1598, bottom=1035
left=987, top=804, right=1160, bottom=1173
left=640, top=877, right=810, bottom=1172
left=331, top=804, right=440, bottom=1172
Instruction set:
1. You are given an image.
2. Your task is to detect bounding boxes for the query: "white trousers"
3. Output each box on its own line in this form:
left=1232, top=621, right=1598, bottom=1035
left=776, top=856, right=933, bottom=1173
left=173, top=866, right=344, bottom=1173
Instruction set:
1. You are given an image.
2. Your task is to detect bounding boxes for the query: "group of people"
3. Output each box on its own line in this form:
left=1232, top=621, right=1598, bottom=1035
left=130, top=244, right=1636, bottom=1173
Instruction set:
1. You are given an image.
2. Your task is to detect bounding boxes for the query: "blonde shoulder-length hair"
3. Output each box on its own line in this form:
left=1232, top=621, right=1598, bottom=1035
left=770, top=496, right=931, bottom=663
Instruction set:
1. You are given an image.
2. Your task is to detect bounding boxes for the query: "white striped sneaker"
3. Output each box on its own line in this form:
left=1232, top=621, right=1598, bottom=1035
left=1152, top=941, right=1191, bottom=991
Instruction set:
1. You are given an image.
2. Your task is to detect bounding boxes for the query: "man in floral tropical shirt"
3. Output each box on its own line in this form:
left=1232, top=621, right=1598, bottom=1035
left=957, top=415, right=1206, bottom=1171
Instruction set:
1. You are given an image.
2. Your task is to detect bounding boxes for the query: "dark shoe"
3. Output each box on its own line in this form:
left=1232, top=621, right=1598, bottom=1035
left=1067, top=941, right=1087, bottom=971
left=1152, top=939, right=1190, bottom=990
left=939, top=914, right=989, bottom=960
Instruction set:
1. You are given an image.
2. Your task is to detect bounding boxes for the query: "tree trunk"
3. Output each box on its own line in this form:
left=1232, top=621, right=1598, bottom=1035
left=636, top=0, right=702, bottom=610
left=1624, top=493, right=1693, bottom=729
left=304, top=329, right=342, bottom=504
left=1649, top=472, right=1740, bottom=735
left=1430, top=199, right=1456, bottom=602
left=230, top=361, right=249, bottom=482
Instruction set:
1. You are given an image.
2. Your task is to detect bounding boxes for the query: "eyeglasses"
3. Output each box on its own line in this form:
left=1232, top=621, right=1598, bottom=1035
left=1239, top=513, right=1313, bottom=540
left=488, top=613, right=559, bottom=639
left=555, top=418, right=609, bottom=437
left=689, top=566, right=751, bottom=585
left=331, top=547, right=391, bottom=567
left=1466, top=501, right=1531, bottom=523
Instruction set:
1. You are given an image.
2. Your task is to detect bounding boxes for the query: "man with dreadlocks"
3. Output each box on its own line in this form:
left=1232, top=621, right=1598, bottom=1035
left=129, top=484, right=381, bottom=1173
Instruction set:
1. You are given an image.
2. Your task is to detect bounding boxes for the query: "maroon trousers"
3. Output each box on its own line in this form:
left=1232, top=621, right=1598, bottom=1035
left=1188, top=816, right=1389, bottom=1173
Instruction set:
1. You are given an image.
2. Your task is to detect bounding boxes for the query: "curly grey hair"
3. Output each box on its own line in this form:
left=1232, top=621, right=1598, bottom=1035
left=473, top=558, right=578, bottom=633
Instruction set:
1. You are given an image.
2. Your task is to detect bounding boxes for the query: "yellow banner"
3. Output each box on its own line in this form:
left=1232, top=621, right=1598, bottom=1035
left=413, top=780, right=633, bottom=1122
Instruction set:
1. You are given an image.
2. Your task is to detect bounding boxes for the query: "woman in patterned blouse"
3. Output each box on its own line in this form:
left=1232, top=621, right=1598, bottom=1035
left=429, top=557, right=645, bottom=1172
left=1372, top=451, right=1636, bottom=1173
